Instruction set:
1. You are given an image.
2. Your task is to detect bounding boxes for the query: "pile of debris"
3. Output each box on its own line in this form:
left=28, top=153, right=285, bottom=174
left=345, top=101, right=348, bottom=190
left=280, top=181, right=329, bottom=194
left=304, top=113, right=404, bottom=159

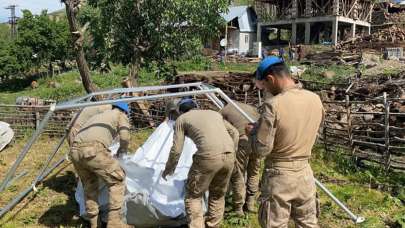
left=211, top=54, right=260, bottom=63
left=303, top=49, right=362, bottom=66
left=169, top=71, right=260, bottom=105
left=341, top=10, right=405, bottom=50
left=372, top=10, right=405, bottom=24
left=338, top=26, right=405, bottom=50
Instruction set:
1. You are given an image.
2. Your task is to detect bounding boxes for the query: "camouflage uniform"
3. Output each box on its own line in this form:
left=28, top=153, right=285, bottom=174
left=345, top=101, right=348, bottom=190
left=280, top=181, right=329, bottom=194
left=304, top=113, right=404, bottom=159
left=67, top=105, right=111, bottom=146
left=70, top=109, right=130, bottom=228
left=252, top=86, right=324, bottom=228
left=163, top=110, right=239, bottom=228
left=220, top=101, right=260, bottom=212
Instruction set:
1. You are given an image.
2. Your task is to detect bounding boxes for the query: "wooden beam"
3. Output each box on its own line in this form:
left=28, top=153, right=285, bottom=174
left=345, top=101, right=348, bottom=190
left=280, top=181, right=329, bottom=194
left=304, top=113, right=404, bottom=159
left=346, top=0, right=358, bottom=18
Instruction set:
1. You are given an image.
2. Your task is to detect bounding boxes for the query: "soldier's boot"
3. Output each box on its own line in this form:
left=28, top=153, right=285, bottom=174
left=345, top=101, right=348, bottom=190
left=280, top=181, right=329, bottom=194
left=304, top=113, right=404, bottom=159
left=107, top=210, right=129, bottom=228
left=89, top=217, right=98, bottom=228
left=245, top=196, right=257, bottom=213
left=234, top=205, right=245, bottom=217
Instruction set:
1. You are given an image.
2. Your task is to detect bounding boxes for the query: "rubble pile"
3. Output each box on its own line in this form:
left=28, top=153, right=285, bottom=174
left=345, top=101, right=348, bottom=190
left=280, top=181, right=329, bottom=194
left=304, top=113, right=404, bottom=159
left=210, top=54, right=260, bottom=63
left=303, top=49, right=362, bottom=66
left=170, top=71, right=260, bottom=105
left=341, top=11, right=405, bottom=49
left=372, top=10, right=405, bottom=24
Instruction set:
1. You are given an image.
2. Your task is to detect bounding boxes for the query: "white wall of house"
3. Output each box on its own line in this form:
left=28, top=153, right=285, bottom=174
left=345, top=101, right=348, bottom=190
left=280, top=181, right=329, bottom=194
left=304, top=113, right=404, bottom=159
left=238, top=32, right=256, bottom=55
left=227, top=29, right=240, bottom=53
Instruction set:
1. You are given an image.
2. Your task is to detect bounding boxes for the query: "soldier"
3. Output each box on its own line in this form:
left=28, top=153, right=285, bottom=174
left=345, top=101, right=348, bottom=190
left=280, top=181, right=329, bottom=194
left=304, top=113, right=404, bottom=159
left=70, top=102, right=131, bottom=228
left=220, top=101, right=260, bottom=216
left=164, top=98, right=181, bottom=121
left=162, top=98, right=239, bottom=228
left=67, top=104, right=112, bottom=146
left=246, top=56, right=323, bottom=228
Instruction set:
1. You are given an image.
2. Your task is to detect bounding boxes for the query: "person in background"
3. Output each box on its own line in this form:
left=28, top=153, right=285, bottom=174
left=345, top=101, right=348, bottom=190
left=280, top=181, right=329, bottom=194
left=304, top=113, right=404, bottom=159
left=220, top=101, right=261, bottom=216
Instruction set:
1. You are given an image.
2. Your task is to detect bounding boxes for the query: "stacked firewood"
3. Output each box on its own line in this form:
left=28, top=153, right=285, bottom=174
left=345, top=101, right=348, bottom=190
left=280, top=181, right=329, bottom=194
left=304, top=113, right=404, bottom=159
left=303, top=49, right=362, bottom=66
left=170, top=71, right=261, bottom=106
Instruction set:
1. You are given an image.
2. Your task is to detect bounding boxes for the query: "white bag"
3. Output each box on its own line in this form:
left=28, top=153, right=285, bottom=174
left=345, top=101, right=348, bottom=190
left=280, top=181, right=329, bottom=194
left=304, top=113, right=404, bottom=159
left=0, top=121, right=14, bottom=152
left=76, top=121, right=204, bottom=226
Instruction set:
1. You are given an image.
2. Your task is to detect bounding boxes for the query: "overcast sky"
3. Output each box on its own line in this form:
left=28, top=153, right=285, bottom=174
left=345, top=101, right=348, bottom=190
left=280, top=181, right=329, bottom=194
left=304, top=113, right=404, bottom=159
left=0, top=0, right=64, bottom=23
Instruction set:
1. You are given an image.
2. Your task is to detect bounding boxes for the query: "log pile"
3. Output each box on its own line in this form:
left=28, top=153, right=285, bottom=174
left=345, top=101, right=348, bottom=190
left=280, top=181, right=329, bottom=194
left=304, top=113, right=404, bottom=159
left=338, top=25, right=405, bottom=50
left=372, top=10, right=405, bottom=25
left=303, top=49, right=362, bottom=66
left=341, top=10, right=405, bottom=50
left=209, top=52, right=260, bottom=63
left=170, top=71, right=260, bottom=105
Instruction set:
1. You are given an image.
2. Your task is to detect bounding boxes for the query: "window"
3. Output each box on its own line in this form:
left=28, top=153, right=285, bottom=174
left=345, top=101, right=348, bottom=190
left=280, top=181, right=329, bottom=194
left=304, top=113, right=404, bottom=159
left=245, top=35, right=249, bottom=44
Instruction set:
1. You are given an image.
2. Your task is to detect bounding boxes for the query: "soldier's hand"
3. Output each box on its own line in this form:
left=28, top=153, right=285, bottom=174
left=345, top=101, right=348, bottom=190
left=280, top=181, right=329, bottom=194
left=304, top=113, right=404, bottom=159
left=162, top=169, right=171, bottom=181
left=245, top=123, right=255, bottom=135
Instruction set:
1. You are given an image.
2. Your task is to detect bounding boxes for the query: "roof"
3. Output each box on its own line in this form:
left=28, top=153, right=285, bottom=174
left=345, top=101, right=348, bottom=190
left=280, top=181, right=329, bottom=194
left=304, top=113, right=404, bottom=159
left=221, top=6, right=257, bottom=33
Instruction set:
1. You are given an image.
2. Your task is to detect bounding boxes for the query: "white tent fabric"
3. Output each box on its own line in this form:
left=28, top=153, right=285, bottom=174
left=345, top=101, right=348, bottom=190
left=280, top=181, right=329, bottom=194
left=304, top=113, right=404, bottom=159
left=0, top=121, right=14, bottom=152
left=76, top=120, right=202, bottom=226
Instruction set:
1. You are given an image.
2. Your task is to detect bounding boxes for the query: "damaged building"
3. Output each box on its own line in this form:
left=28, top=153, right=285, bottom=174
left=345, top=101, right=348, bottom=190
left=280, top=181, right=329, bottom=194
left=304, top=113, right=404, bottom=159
left=255, top=0, right=374, bottom=45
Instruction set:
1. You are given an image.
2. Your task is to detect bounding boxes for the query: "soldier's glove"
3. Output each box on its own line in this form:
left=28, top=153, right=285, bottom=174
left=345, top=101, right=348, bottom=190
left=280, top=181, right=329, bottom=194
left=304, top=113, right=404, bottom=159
left=116, top=147, right=127, bottom=158
left=162, top=169, right=173, bottom=181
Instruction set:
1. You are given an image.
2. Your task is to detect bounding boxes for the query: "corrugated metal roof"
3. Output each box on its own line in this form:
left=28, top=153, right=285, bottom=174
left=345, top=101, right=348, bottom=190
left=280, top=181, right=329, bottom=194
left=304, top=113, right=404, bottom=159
left=221, top=6, right=256, bottom=33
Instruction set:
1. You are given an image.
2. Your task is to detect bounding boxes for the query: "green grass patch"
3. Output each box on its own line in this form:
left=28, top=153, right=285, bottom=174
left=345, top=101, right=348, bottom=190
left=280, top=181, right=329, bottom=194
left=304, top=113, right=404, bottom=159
left=1, top=133, right=404, bottom=228
left=300, top=64, right=356, bottom=83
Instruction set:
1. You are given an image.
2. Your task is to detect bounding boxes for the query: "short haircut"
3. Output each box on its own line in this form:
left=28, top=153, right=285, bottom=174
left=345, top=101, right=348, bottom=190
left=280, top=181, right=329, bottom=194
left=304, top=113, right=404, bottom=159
left=263, top=62, right=290, bottom=78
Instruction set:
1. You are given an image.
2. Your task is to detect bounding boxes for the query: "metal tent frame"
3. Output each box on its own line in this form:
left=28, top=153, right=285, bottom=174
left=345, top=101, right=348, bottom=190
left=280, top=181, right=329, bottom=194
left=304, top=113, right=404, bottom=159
left=0, top=83, right=365, bottom=223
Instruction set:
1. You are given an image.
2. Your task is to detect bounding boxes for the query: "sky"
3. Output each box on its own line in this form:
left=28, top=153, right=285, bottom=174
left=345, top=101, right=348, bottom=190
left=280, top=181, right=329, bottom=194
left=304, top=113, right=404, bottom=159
left=0, top=0, right=64, bottom=23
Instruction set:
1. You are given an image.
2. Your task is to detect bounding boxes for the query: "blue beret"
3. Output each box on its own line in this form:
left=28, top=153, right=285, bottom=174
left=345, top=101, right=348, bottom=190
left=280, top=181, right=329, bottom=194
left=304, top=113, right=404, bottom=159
left=256, top=56, right=284, bottom=80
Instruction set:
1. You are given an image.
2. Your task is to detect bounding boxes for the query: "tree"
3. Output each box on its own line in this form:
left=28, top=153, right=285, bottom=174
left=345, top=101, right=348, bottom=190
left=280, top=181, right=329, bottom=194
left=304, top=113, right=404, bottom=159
left=16, top=10, right=73, bottom=76
left=83, top=0, right=230, bottom=85
left=62, top=0, right=98, bottom=94
left=0, top=24, right=11, bottom=42
left=0, top=41, right=20, bottom=81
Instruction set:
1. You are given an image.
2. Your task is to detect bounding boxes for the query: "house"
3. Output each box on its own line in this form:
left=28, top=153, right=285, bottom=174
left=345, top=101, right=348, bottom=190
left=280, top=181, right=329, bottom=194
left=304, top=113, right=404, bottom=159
left=205, top=6, right=258, bottom=56
left=255, top=0, right=373, bottom=45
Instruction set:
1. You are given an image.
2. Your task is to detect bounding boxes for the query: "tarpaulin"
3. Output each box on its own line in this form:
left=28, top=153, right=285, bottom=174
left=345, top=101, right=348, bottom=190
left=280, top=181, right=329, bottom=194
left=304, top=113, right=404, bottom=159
left=76, top=120, right=204, bottom=226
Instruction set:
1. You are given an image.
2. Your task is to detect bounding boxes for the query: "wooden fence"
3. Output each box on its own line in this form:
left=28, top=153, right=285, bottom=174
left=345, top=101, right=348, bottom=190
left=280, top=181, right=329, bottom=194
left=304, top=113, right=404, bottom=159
left=0, top=81, right=404, bottom=171
left=321, top=94, right=405, bottom=170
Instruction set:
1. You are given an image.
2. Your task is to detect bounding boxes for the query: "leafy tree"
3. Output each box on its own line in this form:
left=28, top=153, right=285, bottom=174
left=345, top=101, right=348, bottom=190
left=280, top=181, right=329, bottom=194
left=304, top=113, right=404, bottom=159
left=0, top=24, right=11, bottom=42
left=0, top=41, right=20, bottom=81
left=83, top=0, right=230, bottom=84
left=16, top=10, right=73, bottom=76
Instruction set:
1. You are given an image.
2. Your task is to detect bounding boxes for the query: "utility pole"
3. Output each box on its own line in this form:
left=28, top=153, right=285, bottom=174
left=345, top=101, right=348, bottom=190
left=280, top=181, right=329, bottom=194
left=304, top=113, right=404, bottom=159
left=5, top=4, right=18, bottom=39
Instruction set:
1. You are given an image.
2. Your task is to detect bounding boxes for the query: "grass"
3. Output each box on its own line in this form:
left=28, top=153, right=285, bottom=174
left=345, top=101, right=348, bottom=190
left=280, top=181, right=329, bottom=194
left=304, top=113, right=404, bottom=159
left=299, top=64, right=356, bottom=83
left=0, top=133, right=403, bottom=228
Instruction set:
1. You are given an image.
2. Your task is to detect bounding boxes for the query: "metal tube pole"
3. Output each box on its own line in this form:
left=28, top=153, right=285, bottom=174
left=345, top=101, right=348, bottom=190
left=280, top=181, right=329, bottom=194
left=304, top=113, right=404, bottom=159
left=315, top=179, right=365, bottom=223
left=0, top=104, right=56, bottom=192
left=55, top=89, right=218, bottom=111
left=0, top=157, right=66, bottom=218
left=198, top=85, right=223, bottom=109
left=33, top=133, right=67, bottom=184
left=71, top=82, right=204, bottom=103
left=216, top=89, right=365, bottom=224
left=200, top=84, right=224, bottom=108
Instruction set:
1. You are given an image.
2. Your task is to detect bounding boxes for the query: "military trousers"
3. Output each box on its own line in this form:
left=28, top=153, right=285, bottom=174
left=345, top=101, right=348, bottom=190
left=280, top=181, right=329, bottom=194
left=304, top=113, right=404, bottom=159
left=185, top=152, right=235, bottom=228
left=67, top=126, right=79, bottom=147
left=258, top=160, right=318, bottom=228
left=70, top=142, right=126, bottom=228
left=231, top=137, right=261, bottom=209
